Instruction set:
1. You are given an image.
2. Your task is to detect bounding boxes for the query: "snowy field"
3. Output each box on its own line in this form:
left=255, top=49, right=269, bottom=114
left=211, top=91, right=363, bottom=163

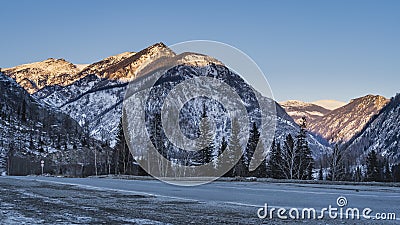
left=0, top=176, right=399, bottom=224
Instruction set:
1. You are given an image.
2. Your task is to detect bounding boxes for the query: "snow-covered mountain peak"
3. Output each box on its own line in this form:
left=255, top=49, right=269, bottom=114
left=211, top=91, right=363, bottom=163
left=3, top=58, right=84, bottom=94
left=79, top=42, right=175, bottom=82
left=280, top=100, right=316, bottom=108
left=176, top=52, right=224, bottom=67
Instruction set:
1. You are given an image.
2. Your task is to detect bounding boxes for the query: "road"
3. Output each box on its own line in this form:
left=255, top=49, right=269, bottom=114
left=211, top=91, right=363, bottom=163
left=1, top=176, right=399, bottom=224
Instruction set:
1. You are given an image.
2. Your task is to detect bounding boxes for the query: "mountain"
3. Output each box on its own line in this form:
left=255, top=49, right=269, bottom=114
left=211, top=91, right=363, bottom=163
left=308, top=95, right=389, bottom=144
left=0, top=72, right=105, bottom=176
left=122, top=51, right=330, bottom=164
left=344, top=94, right=400, bottom=163
left=5, top=43, right=330, bottom=159
left=2, top=58, right=85, bottom=94
left=279, top=100, right=331, bottom=124
left=33, top=43, right=175, bottom=144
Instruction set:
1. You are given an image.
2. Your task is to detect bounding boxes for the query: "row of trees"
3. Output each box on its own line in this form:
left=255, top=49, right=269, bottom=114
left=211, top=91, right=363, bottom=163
left=114, top=102, right=315, bottom=179
left=266, top=117, right=314, bottom=180
left=314, top=145, right=400, bottom=183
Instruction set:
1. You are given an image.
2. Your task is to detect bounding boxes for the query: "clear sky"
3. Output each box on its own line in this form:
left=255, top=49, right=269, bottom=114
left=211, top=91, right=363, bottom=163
left=1, top=0, right=399, bottom=102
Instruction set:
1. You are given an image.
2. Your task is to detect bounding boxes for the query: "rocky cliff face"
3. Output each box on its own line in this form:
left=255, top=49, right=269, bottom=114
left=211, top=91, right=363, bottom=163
left=308, top=95, right=389, bottom=144
left=344, top=94, right=400, bottom=163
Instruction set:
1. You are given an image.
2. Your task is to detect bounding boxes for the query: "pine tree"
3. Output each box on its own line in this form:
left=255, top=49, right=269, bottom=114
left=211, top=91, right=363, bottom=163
left=383, top=158, right=392, bottom=182
left=216, top=136, right=228, bottom=170
left=251, top=140, right=267, bottom=177
left=245, top=122, right=260, bottom=171
left=366, top=150, right=380, bottom=181
left=151, top=113, right=171, bottom=177
left=354, top=166, right=363, bottom=182
left=114, top=117, right=134, bottom=175
left=318, top=164, right=324, bottom=180
left=392, top=164, right=400, bottom=182
left=229, top=118, right=245, bottom=177
left=196, top=103, right=214, bottom=165
left=295, top=117, right=314, bottom=180
left=267, top=139, right=284, bottom=179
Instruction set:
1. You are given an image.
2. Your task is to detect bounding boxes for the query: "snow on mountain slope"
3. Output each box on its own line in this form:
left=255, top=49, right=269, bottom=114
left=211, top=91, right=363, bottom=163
left=123, top=53, right=330, bottom=161
left=0, top=72, right=101, bottom=175
left=3, top=58, right=85, bottom=94
left=344, top=94, right=400, bottom=163
left=34, top=43, right=176, bottom=144
left=308, top=95, right=389, bottom=144
left=79, top=43, right=175, bottom=82
left=280, top=100, right=331, bottom=124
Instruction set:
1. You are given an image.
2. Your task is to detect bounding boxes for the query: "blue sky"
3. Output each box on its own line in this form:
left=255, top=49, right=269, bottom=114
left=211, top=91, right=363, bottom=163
left=1, top=0, right=399, bottom=102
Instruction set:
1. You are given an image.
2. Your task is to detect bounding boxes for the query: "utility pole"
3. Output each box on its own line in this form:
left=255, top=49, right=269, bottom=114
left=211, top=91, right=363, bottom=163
left=41, top=160, right=44, bottom=175
left=94, top=148, right=98, bottom=176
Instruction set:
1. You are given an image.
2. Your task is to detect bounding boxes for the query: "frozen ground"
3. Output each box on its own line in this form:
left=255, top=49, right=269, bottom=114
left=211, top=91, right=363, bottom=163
left=0, top=176, right=399, bottom=224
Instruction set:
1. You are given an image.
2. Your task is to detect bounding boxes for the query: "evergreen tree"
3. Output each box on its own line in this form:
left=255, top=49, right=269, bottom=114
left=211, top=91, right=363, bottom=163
left=245, top=122, right=260, bottom=170
left=196, top=103, right=214, bottom=165
left=354, top=166, right=363, bottom=182
left=114, top=117, right=134, bottom=175
left=366, top=150, right=380, bottom=181
left=251, top=140, right=267, bottom=177
left=229, top=118, right=246, bottom=177
left=267, top=139, right=284, bottom=179
left=295, top=117, right=314, bottom=180
left=152, top=113, right=169, bottom=176
left=216, top=136, right=228, bottom=169
left=318, top=164, right=324, bottom=180
left=219, top=137, right=228, bottom=156
left=392, top=163, right=400, bottom=182
left=383, top=158, right=392, bottom=182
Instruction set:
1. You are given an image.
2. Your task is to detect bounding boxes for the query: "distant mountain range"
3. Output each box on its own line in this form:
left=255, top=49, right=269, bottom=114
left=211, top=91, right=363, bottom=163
left=281, top=94, right=400, bottom=164
left=281, top=95, right=389, bottom=144
left=280, top=100, right=331, bottom=124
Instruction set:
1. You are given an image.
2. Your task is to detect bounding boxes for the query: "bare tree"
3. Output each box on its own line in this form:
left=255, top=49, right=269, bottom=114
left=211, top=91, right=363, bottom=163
left=328, top=144, right=345, bottom=181
left=281, top=134, right=297, bottom=179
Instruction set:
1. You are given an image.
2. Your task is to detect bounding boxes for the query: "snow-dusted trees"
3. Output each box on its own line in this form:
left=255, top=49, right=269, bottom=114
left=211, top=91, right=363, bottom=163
left=267, top=117, right=314, bottom=180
